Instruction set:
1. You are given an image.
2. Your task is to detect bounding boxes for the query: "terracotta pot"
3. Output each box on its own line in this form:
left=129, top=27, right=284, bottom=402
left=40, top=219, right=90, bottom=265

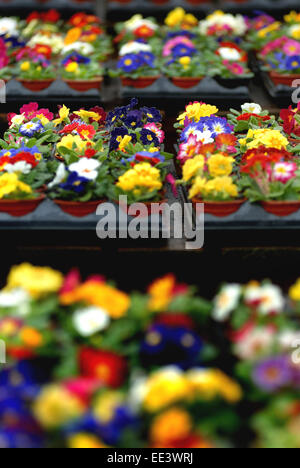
left=121, top=76, right=160, bottom=89
left=262, top=200, right=300, bottom=217
left=171, top=77, right=203, bottom=89
left=63, top=78, right=103, bottom=92
left=54, top=199, right=105, bottom=217
left=0, top=194, right=45, bottom=217
left=269, top=71, right=300, bottom=87
left=116, top=197, right=167, bottom=218
left=17, top=79, right=54, bottom=92
left=192, top=198, right=246, bottom=217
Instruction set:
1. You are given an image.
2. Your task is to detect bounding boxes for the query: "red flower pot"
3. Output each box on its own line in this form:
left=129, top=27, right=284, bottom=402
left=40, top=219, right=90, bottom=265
left=54, top=199, right=106, bottom=217
left=288, top=137, right=300, bottom=147
left=192, top=198, right=246, bottom=217
left=269, top=71, right=300, bottom=87
left=17, top=79, right=54, bottom=92
left=171, top=77, right=203, bottom=89
left=63, top=78, right=103, bottom=92
left=262, top=200, right=300, bottom=217
left=116, top=196, right=167, bottom=218
left=0, top=194, right=45, bottom=217
left=121, top=76, right=160, bottom=89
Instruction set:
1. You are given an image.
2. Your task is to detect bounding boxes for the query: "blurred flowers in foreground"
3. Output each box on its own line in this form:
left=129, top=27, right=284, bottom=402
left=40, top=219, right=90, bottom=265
left=0, top=265, right=300, bottom=447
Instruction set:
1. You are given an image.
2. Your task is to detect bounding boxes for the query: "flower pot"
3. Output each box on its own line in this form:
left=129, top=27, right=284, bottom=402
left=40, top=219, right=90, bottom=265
left=116, top=196, right=167, bottom=218
left=121, top=76, right=160, bottom=89
left=171, top=77, right=203, bottom=89
left=288, top=137, right=300, bottom=147
left=54, top=199, right=105, bottom=217
left=261, top=200, right=300, bottom=217
left=268, top=71, right=300, bottom=87
left=214, top=76, right=251, bottom=89
left=63, top=78, right=103, bottom=92
left=0, top=194, right=45, bottom=217
left=192, top=198, right=246, bottom=217
left=17, top=78, right=54, bottom=92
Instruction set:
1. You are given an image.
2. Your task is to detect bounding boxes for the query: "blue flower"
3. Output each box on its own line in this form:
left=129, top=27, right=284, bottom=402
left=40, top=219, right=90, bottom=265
left=286, top=55, right=300, bottom=71
left=140, top=128, right=160, bottom=147
left=0, top=149, right=17, bottom=158
left=172, top=44, right=196, bottom=58
left=60, top=172, right=89, bottom=193
left=109, top=127, right=129, bottom=151
left=181, top=122, right=207, bottom=142
left=141, top=107, right=162, bottom=123
left=117, top=54, right=141, bottom=73
left=0, top=429, right=44, bottom=448
left=138, top=51, right=156, bottom=67
left=19, top=121, right=44, bottom=137
left=207, top=117, right=233, bottom=137
left=166, top=31, right=196, bottom=40
left=106, top=107, right=128, bottom=127
left=124, top=110, right=143, bottom=129
left=0, top=361, right=47, bottom=400
left=61, top=53, right=91, bottom=66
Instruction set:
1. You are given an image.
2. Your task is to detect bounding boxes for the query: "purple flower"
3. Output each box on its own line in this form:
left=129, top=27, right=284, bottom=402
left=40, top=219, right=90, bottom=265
left=60, top=172, right=89, bottom=194
left=286, top=56, right=300, bottom=71
left=61, top=53, right=91, bottom=66
left=138, top=51, right=156, bottom=67
left=172, top=44, right=196, bottom=58
left=141, top=107, right=162, bottom=123
left=109, top=127, right=129, bottom=151
left=252, top=356, right=293, bottom=392
left=140, top=128, right=160, bottom=147
left=124, top=110, right=143, bottom=129
left=117, top=54, right=141, bottom=73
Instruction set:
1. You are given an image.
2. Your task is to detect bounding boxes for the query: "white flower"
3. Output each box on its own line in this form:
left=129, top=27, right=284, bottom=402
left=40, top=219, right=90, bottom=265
left=48, top=163, right=67, bottom=189
left=0, top=289, right=30, bottom=316
left=244, top=283, right=285, bottom=316
left=10, top=114, right=26, bottom=128
left=69, top=158, right=100, bottom=181
left=0, top=18, right=19, bottom=36
left=213, top=284, right=241, bottom=322
left=28, top=34, right=64, bottom=54
left=126, top=18, right=158, bottom=32
left=193, top=130, right=214, bottom=145
left=234, top=327, right=275, bottom=360
left=62, top=42, right=94, bottom=56
left=199, top=13, right=247, bottom=36
left=241, top=103, right=262, bottom=114
left=119, top=41, right=152, bottom=56
left=278, top=330, right=300, bottom=351
left=218, top=47, right=242, bottom=61
left=73, top=306, right=110, bottom=337
left=5, top=161, right=32, bottom=175
left=128, top=373, right=148, bottom=411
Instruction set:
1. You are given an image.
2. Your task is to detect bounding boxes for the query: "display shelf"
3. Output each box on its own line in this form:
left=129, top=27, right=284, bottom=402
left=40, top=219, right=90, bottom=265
left=0, top=0, right=95, bottom=16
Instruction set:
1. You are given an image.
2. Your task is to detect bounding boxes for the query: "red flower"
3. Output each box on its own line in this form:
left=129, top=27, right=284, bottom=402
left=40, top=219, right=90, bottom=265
left=7, top=347, right=35, bottom=360
left=280, top=107, right=296, bottom=136
left=77, top=125, right=96, bottom=140
left=215, top=133, right=238, bottom=148
left=134, top=25, right=155, bottom=38
left=33, top=44, right=52, bottom=60
left=241, top=146, right=293, bottom=175
left=59, top=123, right=79, bottom=135
left=89, top=106, right=107, bottom=124
left=85, top=148, right=97, bottom=158
left=26, top=12, right=40, bottom=24
left=237, top=113, right=271, bottom=122
left=20, top=102, right=39, bottom=117
left=41, top=10, right=60, bottom=23
left=216, top=41, right=248, bottom=62
left=63, top=377, right=103, bottom=406
left=7, top=113, right=17, bottom=126
left=198, top=143, right=216, bottom=155
left=9, top=152, right=39, bottom=168
left=135, top=154, right=160, bottom=166
left=155, top=313, right=195, bottom=330
left=79, top=348, right=127, bottom=388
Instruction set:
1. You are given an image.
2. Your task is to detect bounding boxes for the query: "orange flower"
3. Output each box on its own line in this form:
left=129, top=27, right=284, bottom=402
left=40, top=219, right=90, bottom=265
left=64, top=27, right=82, bottom=45
left=20, top=327, right=43, bottom=348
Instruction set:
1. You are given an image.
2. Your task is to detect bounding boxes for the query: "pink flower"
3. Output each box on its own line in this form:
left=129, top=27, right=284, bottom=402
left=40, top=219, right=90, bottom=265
left=261, top=37, right=288, bottom=57
left=166, top=173, right=178, bottom=197
left=163, top=36, right=195, bottom=57
left=223, top=60, right=244, bottom=75
left=144, top=123, right=165, bottom=143
left=19, top=102, right=53, bottom=121
left=272, top=162, right=297, bottom=183
left=283, top=39, right=300, bottom=57
left=178, top=135, right=201, bottom=162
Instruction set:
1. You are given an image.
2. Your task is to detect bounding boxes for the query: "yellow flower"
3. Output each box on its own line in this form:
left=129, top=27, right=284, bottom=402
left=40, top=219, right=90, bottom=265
left=182, top=155, right=205, bottom=182
left=57, top=134, right=90, bottom=153
left=64, top=27, right=82, bottom=46
left=144, top=368, right=192, bottom=413
left=188, top=176, right=208, bottom=200
left=60, top=281, right=130, bottom=319
left=6, top=263, right=63, bottom=299
left=150, top=408, right=192, bottom=444
left=20, top=61, right=30, bottom=72
left=117, top=163, right=162, bottom=193
left=285, top=11, right=300, bottom=24
left=165, top=8, right=186, bottom=27
left=206, top=176, right=239, bottom=199
left=239, top=129, right=289, bottom=150
left=35, top=114, right=50, bottom=126
left=10, top=114, right=26, bottom=127
left=65, top=62, right=79, bottom=73
left=93, top=392, right=123, bottom=423
left=182, top=14, right=198, bottom=29
left=0, top=173, right=32, bottom=200
left=257, top=22, right=281, bottom=38
left=148, top=275, right=176, bottom=311
left=20, top=327, right=43, bottom=348
left=187, top=369, right=242, bottom=403
left=33, top=385, right=84, bottom=429
left=118, top=135, right=132, bottom=152
left=290, top=26, right=300, bottom=40
left=74, top=109, right=101, bottom=123
left=289, top=279, right=300, bottom=301
left=178, top=103, right=218, bottom=126
left=68, top=434, right=107, bottom=449
left=179, top=56, right=191, bottom=68
left=207, top=154, right=234, bottom=177
left=53, top=105, right=70, bottom=127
